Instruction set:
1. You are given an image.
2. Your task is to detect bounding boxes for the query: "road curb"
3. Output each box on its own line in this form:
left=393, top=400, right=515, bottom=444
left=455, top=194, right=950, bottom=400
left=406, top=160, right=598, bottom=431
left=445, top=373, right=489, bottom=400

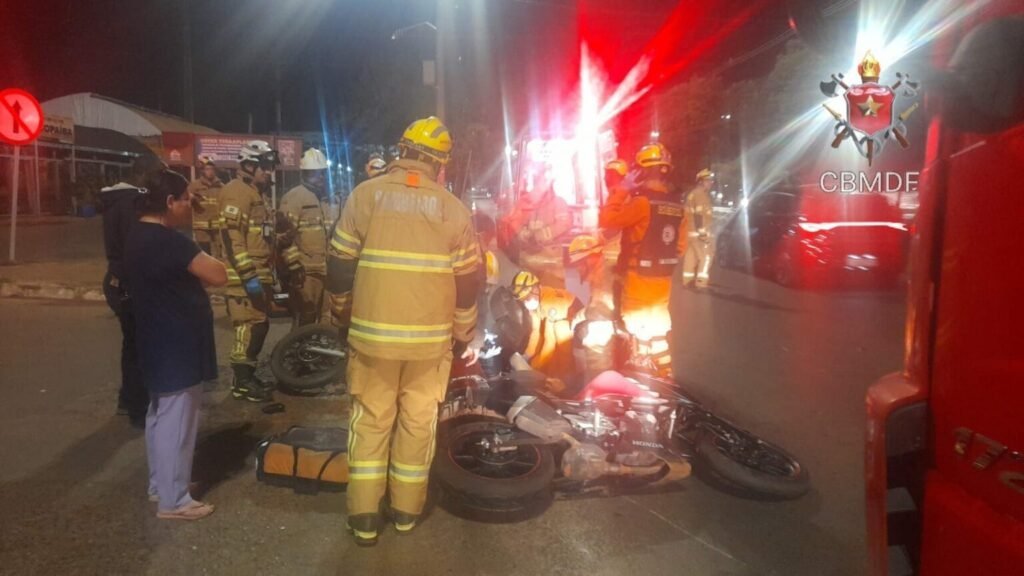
left=0, top=279, right=106, bottom=302
left=0, top=279, right=226, bottom=305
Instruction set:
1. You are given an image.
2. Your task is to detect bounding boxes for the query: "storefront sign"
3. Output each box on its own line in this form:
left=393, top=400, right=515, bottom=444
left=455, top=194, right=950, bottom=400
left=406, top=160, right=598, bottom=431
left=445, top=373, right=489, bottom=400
left=275, top=137, right=303, bottom=170
left=194, top=135, right=272, bottom=167
left=40, top=114, right=74, bottom=144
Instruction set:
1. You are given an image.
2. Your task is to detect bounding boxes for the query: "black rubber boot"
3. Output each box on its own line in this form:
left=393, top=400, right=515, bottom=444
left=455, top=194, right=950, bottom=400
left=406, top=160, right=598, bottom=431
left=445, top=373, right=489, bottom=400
left=253, top=373, right=277, bottom=393
left=231, top=364, right=273, bottom=402
left=389, top=508, right=419, bottom=535
left=347, top=513, right=380, bottom=547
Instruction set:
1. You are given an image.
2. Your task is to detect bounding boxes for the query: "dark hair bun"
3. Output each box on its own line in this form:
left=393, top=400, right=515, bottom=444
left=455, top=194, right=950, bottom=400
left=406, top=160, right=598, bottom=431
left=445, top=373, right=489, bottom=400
left=136, top=170, right=190, bottom=215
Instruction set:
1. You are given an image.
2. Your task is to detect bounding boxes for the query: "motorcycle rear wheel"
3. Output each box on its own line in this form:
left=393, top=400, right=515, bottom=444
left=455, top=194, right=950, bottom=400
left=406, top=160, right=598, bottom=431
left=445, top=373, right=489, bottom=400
left=434, top=419, right=555, bottom=512
left=696, top=431, right=810, bottom=500
left=269, top=324, right=346, bottom=391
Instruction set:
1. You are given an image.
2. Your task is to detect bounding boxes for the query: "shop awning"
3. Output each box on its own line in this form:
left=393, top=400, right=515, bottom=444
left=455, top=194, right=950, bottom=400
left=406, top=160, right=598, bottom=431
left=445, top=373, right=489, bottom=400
left=41, top=93, right=218, bottom=138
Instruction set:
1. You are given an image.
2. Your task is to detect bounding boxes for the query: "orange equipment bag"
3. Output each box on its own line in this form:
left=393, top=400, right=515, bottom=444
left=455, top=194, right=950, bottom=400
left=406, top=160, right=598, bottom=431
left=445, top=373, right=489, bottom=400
left=255, top=427, right=349, bottom=494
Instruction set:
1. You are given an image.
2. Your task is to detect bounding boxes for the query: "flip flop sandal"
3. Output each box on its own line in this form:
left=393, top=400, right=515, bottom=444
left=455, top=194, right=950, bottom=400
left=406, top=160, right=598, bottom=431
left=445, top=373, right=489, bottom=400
left=149, top=482, right=200, bottom=502
left=156, top=501, right=215, bottom=520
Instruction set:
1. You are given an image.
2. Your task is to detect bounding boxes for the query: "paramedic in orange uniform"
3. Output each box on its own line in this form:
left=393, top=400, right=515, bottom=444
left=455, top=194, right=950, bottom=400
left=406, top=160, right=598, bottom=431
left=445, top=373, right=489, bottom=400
left=598, top=143, right=686, bottom=375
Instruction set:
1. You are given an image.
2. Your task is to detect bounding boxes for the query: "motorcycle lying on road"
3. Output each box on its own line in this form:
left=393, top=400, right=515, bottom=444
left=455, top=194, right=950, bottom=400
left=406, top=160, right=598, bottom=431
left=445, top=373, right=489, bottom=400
left=269, top=288, right=810, bottom=513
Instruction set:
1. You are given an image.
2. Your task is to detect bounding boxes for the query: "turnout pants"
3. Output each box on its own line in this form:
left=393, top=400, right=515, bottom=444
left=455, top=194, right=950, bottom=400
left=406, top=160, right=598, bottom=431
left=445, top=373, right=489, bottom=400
left=146, top=384, right=202, bottom=512
left=620, top=271, right=673, bottom=375
left=682, top=236, right=714, bottom=288
left=226, top=291, right=269, bottom=366
left=289, top=273, right=328, bottom=327
left=345, top=349, right=453, bottom=524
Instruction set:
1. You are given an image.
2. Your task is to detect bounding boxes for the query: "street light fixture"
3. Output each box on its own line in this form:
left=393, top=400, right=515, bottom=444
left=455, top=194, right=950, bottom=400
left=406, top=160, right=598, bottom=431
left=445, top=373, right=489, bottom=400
left=391, top=20, right=437, bottom=40
left=391, top=19, right=445, bottom=120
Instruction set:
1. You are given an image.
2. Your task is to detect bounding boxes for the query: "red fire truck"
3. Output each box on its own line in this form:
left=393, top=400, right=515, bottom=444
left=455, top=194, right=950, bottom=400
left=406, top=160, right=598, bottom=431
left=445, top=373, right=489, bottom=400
left=863, top=3, right=1024, bottom=574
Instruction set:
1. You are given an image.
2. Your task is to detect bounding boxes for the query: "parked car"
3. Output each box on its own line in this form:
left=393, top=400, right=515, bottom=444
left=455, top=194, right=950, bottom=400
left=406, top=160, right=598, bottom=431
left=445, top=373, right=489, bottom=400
left=716, top=187, right=908, bottom=289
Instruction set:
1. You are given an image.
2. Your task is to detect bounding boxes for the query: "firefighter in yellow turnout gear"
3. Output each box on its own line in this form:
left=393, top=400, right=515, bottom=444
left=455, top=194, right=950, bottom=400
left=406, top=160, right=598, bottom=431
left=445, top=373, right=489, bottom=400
left=682, top=169, right=716, bottom=289
left=219, top=140, right=279, bottom=402
left=327, top=117, right=481, bottom=546
left=278, top=148, right=332, bottom=326
left=188, top=156, right=224, bottom=258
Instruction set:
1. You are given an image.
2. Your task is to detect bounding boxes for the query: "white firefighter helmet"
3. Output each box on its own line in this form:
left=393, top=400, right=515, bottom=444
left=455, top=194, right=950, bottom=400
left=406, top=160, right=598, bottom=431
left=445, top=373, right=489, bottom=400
left=238, top=140, right=278, bottom=168
left=301, top=148, right=328, bottom=171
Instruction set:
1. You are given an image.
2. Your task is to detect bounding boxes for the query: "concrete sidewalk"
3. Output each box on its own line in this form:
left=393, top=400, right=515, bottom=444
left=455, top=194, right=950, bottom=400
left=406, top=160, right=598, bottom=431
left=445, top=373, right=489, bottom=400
left=0, top=215, right=108, bottom=301
left=0, top=259, right=108, bottom=301
left=0, top=216, right=227, bottom=303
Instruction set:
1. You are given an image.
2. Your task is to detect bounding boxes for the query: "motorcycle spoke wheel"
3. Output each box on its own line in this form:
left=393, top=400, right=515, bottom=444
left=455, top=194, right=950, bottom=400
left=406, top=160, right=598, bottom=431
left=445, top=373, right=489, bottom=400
left=270, top=325, right=347, bottom=390
left=448, top=427, right=542, bottom=481
left=695, top=429, right=810, bottom=500
left=433, top=420, right=556, bottom=514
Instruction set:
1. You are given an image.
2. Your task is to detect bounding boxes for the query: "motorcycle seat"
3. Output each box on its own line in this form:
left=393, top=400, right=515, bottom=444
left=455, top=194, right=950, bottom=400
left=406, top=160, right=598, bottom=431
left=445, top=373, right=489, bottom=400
left=576, top=370, right=659, bottom=401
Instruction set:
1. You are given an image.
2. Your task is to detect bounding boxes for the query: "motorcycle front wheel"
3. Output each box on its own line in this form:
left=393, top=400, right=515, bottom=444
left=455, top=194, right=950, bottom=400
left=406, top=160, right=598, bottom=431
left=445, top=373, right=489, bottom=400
left=434, top=419, right=555, bottom=512
left=695, top=431, right=810, bottom=500
left=269, top=324, right=346, bottom=391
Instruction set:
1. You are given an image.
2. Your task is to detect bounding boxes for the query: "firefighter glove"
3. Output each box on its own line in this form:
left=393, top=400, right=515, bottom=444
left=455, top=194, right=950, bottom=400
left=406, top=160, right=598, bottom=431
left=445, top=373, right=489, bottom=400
left=243, top=276, right=263, bottom=297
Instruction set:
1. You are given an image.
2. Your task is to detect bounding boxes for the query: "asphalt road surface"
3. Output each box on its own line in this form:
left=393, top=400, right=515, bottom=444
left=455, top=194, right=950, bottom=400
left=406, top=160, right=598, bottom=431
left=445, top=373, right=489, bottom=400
left=0, top=267, right=904, bottom=575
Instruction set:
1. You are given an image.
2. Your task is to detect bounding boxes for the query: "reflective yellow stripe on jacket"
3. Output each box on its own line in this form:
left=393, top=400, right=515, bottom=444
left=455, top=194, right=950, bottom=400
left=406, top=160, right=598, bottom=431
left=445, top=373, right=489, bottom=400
left=349, top=318, right=452, bottom=344
left=358, top=249, right=453, bottom=274
left=330, top=228, right=361, bottom=258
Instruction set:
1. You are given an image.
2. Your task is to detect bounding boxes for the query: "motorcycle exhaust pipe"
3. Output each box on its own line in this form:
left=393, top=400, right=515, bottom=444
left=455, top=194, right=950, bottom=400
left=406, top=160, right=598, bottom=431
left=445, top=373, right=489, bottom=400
left=506, top=396, right=573, bottom=443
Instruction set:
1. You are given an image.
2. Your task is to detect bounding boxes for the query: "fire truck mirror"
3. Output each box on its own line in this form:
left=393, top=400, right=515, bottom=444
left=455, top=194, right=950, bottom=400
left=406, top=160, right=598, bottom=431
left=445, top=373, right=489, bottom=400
left=944, top=17, right=1024, bottom=134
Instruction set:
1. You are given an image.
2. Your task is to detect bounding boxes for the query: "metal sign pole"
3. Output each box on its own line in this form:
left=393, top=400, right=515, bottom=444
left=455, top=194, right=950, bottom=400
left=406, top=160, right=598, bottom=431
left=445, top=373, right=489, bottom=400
left=33, top=140, right=40, bottom=214
left=9, top=145, right=21, bottom=262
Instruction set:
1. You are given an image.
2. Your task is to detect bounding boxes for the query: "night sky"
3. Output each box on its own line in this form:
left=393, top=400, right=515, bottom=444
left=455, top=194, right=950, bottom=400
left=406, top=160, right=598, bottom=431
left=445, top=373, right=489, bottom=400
left=1, top=0, right=794, bottom=144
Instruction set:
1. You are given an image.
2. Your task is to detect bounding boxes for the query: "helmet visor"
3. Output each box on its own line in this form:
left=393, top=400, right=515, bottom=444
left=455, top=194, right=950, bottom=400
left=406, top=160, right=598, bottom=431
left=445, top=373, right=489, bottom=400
left=257, top=151, right=280, bottom=171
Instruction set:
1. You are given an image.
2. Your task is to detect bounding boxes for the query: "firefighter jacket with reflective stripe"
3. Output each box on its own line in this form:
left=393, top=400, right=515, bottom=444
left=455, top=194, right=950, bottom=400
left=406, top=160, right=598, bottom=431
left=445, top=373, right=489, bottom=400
left=505, top=191, right=573, bottom=252
left=685, top=186, right=714, bottom=237
left=600, top=178, right=687, bottom=278
left=188, top=177, right=223, bottom=231
left=278, top=183, right=328, bottom=275
left=327, top=159, right=481, bottom=361
left=219, top=176, right=273, bottom=286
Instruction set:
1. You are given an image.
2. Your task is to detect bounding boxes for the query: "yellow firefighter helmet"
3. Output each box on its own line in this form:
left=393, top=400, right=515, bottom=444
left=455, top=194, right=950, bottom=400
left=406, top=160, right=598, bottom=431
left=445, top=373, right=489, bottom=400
left=568, top=234, right=602, bottom=264
left=635, top=143, right=672, bottom=169
left=604, top=159, right=628, bottom=177
left=485, top=251, right=499, bottom=284
left=399, top=116, right=452, bottom=164
left=696, top=168, right=715, bottom=182
left=511, top=270, right=540, bottom=300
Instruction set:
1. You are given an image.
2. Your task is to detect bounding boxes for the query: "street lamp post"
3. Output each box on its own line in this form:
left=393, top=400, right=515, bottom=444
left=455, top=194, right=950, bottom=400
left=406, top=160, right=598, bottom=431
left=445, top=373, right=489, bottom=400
left=391, top=19, right=445, bottom=120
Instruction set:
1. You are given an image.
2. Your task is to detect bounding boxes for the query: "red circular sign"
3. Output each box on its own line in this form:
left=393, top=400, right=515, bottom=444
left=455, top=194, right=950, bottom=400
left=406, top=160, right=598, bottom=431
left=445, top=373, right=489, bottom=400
left=0, top=88, right=44, bottom=146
